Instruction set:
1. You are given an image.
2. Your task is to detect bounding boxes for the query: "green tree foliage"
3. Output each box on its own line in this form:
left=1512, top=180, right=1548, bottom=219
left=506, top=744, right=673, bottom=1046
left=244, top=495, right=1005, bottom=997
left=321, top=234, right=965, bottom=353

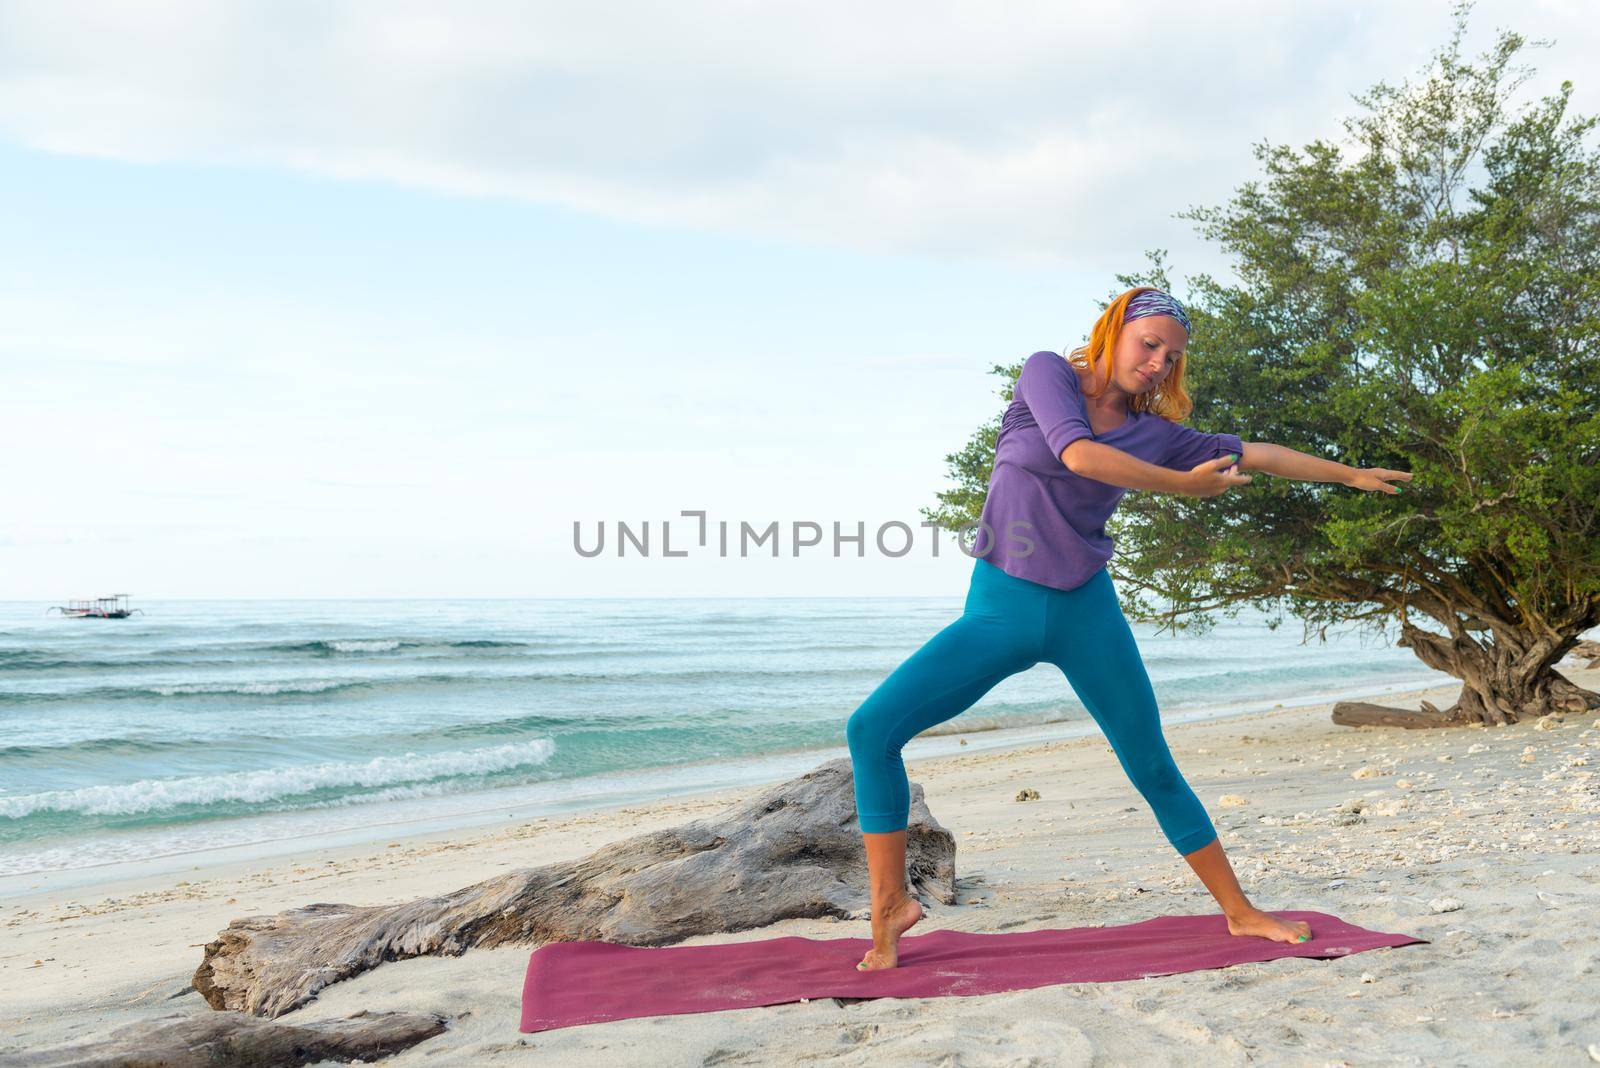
left=924, top=2, right=1599, bottom=725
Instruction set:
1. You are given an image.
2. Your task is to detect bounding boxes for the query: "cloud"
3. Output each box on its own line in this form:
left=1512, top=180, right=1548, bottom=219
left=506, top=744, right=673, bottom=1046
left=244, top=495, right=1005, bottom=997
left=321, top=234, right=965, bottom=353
left=0, top=1, right=1592, bottom=265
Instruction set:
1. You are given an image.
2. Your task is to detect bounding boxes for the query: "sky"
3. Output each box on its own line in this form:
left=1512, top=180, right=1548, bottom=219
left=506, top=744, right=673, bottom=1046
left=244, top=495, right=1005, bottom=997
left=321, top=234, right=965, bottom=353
left=2, top=0, right=1594, bottom=599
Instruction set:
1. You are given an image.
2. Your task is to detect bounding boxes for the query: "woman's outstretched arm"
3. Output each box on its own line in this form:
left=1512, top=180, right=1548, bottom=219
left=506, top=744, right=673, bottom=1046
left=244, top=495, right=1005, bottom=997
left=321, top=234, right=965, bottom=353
left=1235, top=442, right=1411, bottom=494
left=1063, top=439, right=1409, bottom=496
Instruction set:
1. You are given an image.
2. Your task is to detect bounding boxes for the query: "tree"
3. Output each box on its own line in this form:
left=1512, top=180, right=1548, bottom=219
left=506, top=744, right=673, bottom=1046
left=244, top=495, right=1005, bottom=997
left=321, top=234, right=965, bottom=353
left=924, top=2, right=1600, bottom=727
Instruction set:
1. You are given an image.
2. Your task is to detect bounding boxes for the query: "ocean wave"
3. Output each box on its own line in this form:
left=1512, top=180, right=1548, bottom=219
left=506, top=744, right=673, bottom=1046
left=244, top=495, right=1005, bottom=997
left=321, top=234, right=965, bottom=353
left=274, top=638, right=533, bottom=654
left=0, top=656, right=183, bottom=672
left=0, top=663, right=893, bottom=704
left=427, top=710, right=640, bottom=739
left=0, top=737, right=557, bottom=819
left=1, top=637, right=543, bottom=662
left=0, top=736, right=178, bottom=760
left=148, top=679, right=358, bottom=696
left=0, top=650, right=192, bottom=672
left=0, top=639, right=648, bottom=676
left=441, top=640, right=532, bottom=649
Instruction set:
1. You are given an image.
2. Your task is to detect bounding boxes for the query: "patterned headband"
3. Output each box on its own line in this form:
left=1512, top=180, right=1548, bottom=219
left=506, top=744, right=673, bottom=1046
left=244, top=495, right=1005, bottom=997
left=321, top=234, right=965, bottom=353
left=1123, top=289, right=1191, bottom=334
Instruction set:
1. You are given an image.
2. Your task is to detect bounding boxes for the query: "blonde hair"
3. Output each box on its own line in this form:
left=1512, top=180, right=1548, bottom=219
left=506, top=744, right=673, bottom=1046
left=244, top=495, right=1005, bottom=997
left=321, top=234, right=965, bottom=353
left=1066, top=286, right=1195, bottom=421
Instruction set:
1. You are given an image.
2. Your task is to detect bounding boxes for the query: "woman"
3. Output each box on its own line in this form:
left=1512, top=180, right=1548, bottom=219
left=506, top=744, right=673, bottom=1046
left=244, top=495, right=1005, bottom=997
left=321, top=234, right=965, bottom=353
left=844, top=286, right=1411, bottom=972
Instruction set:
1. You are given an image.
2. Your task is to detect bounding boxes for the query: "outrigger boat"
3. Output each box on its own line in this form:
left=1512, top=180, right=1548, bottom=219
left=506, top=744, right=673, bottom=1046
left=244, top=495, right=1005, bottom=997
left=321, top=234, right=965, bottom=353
left=47, top=594, right=144, bottom=619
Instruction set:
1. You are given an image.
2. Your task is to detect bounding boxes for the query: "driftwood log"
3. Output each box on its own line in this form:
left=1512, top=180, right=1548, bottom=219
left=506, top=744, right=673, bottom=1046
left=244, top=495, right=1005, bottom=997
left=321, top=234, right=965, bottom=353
left=193, top=757, right=955, bottom=1019
left=2, top=1009, right=448, bottom=1068
left=1333, top=657, right=1600, bottom=729
left=1332, top=638, right=1600, bottom=728
left=1331, top=697, right=1467, bottom=729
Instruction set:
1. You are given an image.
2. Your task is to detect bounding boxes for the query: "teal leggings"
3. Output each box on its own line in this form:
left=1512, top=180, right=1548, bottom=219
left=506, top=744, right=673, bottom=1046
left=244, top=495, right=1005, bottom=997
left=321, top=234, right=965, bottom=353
left=845, top=556, right=1218, bottom=856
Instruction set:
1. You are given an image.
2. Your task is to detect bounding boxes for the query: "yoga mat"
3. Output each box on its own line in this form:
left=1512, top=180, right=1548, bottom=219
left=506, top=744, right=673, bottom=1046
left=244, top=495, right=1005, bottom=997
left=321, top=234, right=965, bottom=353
left=520, top=909, right=1427, bottom=1032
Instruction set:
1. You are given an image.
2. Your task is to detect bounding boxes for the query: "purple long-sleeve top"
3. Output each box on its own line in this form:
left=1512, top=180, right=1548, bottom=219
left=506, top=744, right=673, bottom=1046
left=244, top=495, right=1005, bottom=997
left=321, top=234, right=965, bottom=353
left=972, top=350, right=1243, bottom=591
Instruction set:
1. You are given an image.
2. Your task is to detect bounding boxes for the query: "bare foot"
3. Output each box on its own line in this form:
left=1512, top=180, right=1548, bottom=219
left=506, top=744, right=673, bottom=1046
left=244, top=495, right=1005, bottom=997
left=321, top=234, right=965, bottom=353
left=855, top=890, right=923, bottom=971
left=1227, top=907, right=1312, bottom=945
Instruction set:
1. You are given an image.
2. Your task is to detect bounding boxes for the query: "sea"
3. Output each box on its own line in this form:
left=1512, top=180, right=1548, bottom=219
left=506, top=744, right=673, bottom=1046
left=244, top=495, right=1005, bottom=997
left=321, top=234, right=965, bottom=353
left=0, top=596, right=1455, bottom=897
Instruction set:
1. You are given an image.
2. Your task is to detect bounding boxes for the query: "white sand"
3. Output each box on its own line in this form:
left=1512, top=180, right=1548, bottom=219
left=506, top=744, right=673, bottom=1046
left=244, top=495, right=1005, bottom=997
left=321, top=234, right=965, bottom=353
left=3, top=667, right=1598, bottom=1066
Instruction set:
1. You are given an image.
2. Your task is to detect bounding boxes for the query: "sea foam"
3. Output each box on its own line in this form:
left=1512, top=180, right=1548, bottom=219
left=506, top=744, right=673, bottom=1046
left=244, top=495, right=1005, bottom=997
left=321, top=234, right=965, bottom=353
left=325, top=639, right=402, bottom=653
left=147, top=679, right=354, bottom=696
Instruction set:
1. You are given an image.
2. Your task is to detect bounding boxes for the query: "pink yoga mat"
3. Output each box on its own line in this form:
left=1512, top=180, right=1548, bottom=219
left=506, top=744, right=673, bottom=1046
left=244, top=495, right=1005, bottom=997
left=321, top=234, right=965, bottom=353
left=520, top=909, right=1426, bottom=1032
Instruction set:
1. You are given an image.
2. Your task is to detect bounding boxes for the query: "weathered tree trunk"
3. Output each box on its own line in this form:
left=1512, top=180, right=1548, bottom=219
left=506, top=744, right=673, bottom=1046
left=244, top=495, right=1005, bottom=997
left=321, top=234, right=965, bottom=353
left=1333, top=612, right=1600, bottom=729
left=193, top=757, right=954, bottom=1019
left=2, top=1009, right=448, bottom=1068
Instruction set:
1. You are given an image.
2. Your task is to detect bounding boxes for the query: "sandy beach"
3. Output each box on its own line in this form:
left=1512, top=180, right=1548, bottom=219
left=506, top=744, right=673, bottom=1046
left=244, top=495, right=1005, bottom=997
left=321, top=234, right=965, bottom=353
left=3, top=664, right=1597, bottom=1067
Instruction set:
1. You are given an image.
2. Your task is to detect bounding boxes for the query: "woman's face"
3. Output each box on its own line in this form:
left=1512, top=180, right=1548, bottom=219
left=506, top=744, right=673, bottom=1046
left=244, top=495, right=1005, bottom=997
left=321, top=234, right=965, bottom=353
left=1112, top=315, right=1187, bottom=398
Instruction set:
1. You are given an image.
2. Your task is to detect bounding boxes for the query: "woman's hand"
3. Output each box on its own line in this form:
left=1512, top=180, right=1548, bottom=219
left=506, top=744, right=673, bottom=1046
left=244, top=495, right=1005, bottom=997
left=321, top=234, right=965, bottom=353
left=1184, top=455, right=1252, bottom=498
left=1344, top=467, right=1412, bottom=494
